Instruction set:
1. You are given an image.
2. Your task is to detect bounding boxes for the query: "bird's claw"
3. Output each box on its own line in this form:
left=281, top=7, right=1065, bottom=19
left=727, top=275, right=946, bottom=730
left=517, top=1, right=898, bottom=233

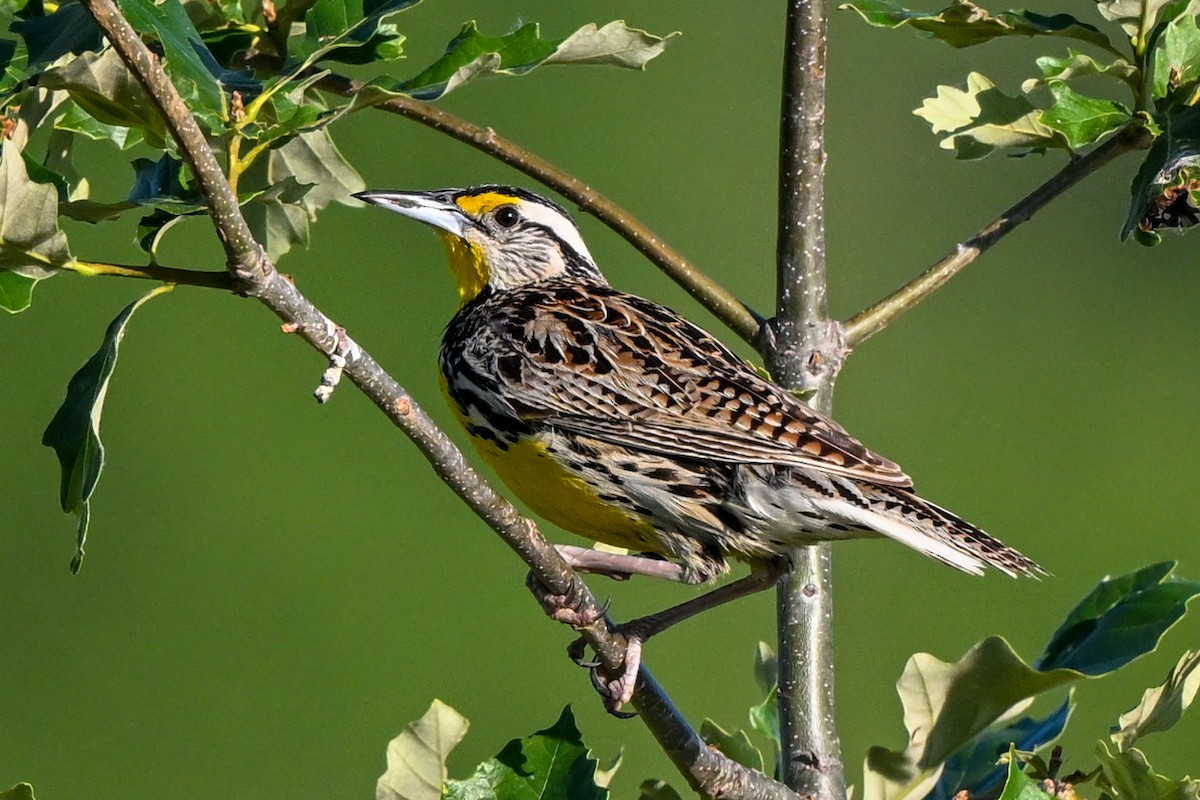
left=526, top=571, right=605, bottom=628
left=567, top=635, right=601, bottom=668
left=526, top=570, right=644, bottom=715
left=591, top=633, right=643, bottom=716
left=570, top=630, right=644, bottom=716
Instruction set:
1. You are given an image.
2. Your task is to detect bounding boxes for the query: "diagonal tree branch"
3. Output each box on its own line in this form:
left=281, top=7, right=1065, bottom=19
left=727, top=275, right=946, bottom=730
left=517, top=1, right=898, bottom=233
left=842, top=122, right=1150, bottom=348
left=309, top=70, right=765, bottom=346
left=84, top=0, right=263, bottom=280
left=765, top=0, right=847, bottom=798
left=78, top=2, right=794, bottom=797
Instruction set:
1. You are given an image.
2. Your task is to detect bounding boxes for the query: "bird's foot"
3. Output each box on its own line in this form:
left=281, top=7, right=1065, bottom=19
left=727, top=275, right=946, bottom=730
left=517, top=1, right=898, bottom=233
left=525, top=570, right=607, bottom=628
left=568, top=617, right=660, bottom=717
left=566, top=631, right=643, bottom=718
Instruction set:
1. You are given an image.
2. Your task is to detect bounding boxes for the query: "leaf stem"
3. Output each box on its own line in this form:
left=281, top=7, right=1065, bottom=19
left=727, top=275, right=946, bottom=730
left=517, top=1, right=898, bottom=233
left=308, top=69, right=765, bottom=346
left=842, top=122, right=1150, bottom=348
left=69, top=259, right=235, bottom=289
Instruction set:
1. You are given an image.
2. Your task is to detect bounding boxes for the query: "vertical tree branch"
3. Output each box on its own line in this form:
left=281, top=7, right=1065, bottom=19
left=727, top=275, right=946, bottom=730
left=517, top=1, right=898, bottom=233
left=764, top=1, right=847, bottom=798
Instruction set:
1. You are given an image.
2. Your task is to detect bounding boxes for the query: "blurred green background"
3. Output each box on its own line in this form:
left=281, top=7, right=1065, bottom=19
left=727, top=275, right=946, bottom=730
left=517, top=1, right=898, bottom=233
left=4, top=2, right=1200, bottom=797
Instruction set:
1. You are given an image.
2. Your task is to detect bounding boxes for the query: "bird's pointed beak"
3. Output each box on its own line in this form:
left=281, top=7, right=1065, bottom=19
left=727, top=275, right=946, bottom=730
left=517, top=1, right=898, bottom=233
left=353, top=190, right=470, bottom=237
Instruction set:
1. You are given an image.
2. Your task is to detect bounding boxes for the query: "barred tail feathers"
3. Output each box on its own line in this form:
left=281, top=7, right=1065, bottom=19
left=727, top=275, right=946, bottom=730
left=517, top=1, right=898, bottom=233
left=807, top=483, right=1042, bottom=578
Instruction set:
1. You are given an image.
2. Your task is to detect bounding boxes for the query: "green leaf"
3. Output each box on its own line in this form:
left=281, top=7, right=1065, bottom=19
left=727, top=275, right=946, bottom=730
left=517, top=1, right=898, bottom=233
left=914, top=71, right=1063, bottom=159
left=1095, top=741, right=1200, bottom=800
left=701, top=718, right=765, bottom=773
left=1039, top=82, right=1131, bottom=149
left=0, top=269, right=37, bottom=312
left=749, top=684, right=780, bottom=749
left=1111, top=650, right=1200, bottom=751
left=10, top=1, right=102, bottom=65
left=0, top=38, right=30, bottom=99
left=137, top=209, right=194, bottom=257
left=1020, top=50, right=1138, bottom=93
left=241, top=176, right=312, bottom=261
left=43, top=127, right=89, bottom=202
left=238, top=75, right=328, bottom=146
left=0, top=137, right=73, bottom=279
left=544, top=21, right=681, bottom=68
left=443, top=707, right=606, bottom=800
left=1095, top=0, right=1177, bottom=47
left=863, top=637, right=1081, bottom=800
left=292, top=0, right=423, bottom=66
left=840, top=0, right=1117, bottom=51
left=930, top=693, right=1072, bottom=800
left=1154, top=14, right=1200, bottom=101
left=401, top=20, right=678, bottom=100
left=1123, top=104, right=1200, bottom=242
left=376, top=699, right=470, bottom=800
left=21, top=149, right=69, bottom=197
left=639, top=780, right=685, bottom=800
left=1037, top=561, right=1200, bottom=673
left=42, top=284, right=173, bottom=573
left=59, top=154, right=205, bottom=225
left=113, top=0, right=258, bottom=129
left=996, top=745, right=1054, bottom=800
left=0, top=784, right=36, bottom=800
left=55, top=101, right=145, bottom=151
left=40, top=49, right=170, bottom=148
left=270, top=127, right=365, bottom=216
left=754, top=641, right=778, bottom=698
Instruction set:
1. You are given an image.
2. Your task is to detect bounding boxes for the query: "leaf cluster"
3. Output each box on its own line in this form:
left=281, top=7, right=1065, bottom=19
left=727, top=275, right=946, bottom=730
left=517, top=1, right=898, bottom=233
left=0, top=0, right=677, bottom=311
left=844, top=0, right=1200, bottom=244
left=375, top=701, right=618, bottom=800
left=0, top=0, right=675, bottom=566
left=7, top=562, right=1197, bottom=799
left=648, top=562, right=1200, bottom=800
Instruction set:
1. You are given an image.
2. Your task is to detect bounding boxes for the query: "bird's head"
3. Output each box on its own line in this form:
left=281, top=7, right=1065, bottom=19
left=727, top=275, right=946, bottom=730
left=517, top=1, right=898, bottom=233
left=354, top=185, right=605, bottom=305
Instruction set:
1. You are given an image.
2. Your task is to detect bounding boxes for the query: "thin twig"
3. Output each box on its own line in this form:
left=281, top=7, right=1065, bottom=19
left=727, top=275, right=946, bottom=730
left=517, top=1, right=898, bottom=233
left=70, top=259, right=235, bottom=290
left=842, top=123, right=1149, bottom=347
left=77, top=2, right=793, bottom=797
left=308, top=70, right=765, bottom=346
left=766, top=0, right=847, bottom=798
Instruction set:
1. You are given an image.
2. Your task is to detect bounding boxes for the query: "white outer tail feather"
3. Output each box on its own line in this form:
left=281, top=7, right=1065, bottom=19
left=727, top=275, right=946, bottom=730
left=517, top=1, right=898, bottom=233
left=808, top=496, right=996, bottom=577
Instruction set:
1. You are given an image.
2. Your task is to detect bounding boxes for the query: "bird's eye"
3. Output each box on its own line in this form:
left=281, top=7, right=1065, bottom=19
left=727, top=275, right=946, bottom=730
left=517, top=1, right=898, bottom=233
left=494, top=206, right=520, bottom=228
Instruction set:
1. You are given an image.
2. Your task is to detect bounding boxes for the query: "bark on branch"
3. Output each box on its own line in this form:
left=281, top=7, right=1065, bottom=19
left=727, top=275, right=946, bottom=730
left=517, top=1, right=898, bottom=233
left=767, top=1, right=846, bottom=798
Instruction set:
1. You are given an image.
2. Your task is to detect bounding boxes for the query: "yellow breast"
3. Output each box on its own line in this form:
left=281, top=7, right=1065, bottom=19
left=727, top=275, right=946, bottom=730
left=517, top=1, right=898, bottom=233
left=440, top=375, right=660, bottom=551
left=476, top=434, right=663, bottom=551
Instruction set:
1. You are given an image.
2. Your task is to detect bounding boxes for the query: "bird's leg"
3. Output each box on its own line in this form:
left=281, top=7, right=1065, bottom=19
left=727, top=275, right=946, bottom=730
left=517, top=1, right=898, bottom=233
left=554, top=545, right=690, bottom=582
left=593, top=556, right=789, bottom=712
left=526, top=545, right=688, bottom=628
left=623, top=556, right=787, bottom=640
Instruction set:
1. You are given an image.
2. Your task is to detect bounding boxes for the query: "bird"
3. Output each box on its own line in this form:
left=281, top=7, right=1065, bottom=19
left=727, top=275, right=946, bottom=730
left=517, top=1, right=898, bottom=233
left=355, top=184, right=1041, bottom=706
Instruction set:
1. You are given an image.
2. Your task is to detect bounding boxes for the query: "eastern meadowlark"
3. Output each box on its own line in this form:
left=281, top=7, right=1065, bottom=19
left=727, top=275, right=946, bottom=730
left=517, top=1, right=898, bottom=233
left=356, top=185, right=1041, bottom=701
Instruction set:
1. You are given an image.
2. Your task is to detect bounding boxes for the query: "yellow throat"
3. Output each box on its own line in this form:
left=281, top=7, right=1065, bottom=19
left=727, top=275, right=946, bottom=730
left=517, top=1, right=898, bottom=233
left=437, top=231, right=489, bottom=306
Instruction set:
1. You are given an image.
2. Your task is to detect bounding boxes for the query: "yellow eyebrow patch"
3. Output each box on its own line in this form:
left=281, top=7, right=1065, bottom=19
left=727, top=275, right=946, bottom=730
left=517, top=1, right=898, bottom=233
left=455, top=192, right=520, bottom=216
